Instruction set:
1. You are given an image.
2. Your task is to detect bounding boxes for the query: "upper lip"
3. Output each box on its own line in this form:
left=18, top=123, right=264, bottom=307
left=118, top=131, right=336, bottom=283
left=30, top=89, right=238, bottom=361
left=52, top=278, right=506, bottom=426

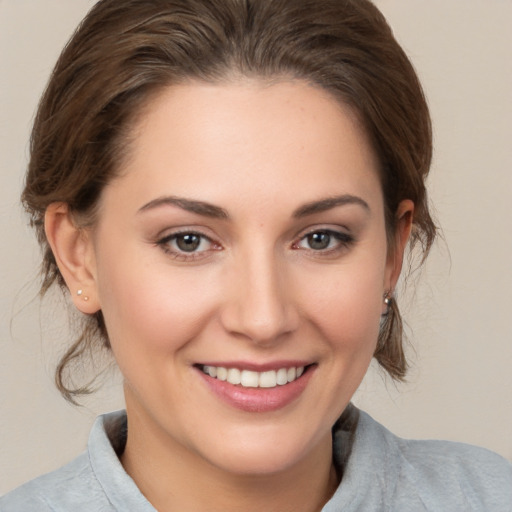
left=195, top=360, right=314, bottom=372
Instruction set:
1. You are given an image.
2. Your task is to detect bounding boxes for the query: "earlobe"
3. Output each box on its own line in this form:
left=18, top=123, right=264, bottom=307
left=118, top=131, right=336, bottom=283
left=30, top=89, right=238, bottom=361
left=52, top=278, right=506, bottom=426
left=385, top=199, right=414, bottom=293
left=44, top=203, right=100, bottom=314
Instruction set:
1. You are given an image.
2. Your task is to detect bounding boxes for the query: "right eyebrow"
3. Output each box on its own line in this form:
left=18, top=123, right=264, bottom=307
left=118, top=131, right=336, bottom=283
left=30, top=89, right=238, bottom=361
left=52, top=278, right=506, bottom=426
left=292, top=194, right=371, bottom=218
left=137, top=196, right=229, bottom=219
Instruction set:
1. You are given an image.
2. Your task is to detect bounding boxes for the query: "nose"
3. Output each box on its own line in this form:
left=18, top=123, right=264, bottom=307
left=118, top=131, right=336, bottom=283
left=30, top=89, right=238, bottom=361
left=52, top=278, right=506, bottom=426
left=220, top=249, right=299, bottom=345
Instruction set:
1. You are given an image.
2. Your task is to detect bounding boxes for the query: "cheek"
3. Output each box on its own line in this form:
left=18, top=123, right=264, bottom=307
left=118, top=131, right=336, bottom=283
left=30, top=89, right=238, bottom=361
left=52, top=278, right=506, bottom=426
left=94, top=244, right=219, bottom=356
left=297, top=259, right=385, bottom=352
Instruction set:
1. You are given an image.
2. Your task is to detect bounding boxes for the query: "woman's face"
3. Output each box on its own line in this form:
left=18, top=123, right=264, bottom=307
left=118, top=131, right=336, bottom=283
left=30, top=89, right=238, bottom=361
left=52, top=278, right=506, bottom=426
left=87, top=80, right=405, bottom=475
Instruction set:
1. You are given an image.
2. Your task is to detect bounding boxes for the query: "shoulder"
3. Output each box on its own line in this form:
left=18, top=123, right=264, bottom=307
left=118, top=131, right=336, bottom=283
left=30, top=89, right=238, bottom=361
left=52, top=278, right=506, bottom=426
left=396, top=435, right=512, bottom=507
left=357, top=409, right=512, bottom=510
left=0, top=411, right=131, bottom=511
left=329, top=408, right=511, bottom=511
left=0, top=453, right=101, bottom=511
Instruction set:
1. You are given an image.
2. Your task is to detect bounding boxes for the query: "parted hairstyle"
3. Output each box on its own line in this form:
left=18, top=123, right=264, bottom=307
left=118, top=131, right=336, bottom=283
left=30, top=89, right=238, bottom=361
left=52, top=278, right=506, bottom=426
left=23, top=0, right=435, bottom=402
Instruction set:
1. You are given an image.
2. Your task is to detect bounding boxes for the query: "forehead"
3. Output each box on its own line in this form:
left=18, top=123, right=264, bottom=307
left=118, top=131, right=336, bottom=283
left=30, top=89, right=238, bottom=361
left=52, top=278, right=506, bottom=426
left=104, top=79, right=382, bottom=213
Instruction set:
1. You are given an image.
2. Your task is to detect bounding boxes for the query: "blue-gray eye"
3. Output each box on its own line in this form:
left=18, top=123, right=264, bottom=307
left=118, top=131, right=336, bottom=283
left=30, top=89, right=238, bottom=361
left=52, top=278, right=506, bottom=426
left=296, top=230, right=353, bottom=252
left=175, top=233, right=202, bottom=252
left=306, top=232, right=332, bottom=250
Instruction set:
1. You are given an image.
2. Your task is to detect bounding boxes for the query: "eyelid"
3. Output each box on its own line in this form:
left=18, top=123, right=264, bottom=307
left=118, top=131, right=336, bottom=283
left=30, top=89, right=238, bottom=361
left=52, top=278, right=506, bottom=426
left=293, top=224, right=352, bottom=241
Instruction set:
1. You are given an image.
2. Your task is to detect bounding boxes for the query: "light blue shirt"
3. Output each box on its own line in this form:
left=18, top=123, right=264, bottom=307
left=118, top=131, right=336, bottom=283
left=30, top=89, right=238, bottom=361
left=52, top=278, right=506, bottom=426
left=1, top=407, right=511, bottom=511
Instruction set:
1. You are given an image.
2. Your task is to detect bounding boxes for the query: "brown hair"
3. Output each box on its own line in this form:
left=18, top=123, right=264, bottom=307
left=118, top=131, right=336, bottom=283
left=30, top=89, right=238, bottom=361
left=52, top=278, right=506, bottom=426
left=23, top=0, right=435, bottom=402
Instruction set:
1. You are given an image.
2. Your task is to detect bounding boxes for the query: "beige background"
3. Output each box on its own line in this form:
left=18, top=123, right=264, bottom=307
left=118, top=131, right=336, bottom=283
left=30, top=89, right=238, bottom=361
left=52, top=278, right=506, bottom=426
left=1, top=0, right=511, bottom=495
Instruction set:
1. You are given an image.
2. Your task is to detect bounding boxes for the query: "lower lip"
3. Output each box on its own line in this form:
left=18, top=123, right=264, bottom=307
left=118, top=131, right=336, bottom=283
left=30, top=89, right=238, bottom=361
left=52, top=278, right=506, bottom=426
left=197, top=367, right=315, bottom=413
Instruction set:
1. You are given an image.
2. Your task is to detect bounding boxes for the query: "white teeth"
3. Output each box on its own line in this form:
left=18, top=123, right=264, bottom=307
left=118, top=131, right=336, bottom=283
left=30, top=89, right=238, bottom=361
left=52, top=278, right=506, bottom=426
left=276, top=368, right=288, bottom=385
left=201, top=365, right=306, bottom=388
left=259, top=371, right=277, bottom=388
left=227, top=368, right=241, bottom=385
left=241, top=370, right=259, bottom=387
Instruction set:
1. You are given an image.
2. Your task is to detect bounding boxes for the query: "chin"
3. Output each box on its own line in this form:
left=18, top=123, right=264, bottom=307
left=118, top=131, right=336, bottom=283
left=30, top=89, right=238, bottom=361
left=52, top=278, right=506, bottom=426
left=194, top=421, right=331, bottom=477
left=209, top=446, right=308, bottom=477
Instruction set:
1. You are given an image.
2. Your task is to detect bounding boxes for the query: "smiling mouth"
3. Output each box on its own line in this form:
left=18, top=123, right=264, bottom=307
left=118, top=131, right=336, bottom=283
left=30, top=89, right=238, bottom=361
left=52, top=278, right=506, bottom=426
left=199, top=365, right=307, bottom=389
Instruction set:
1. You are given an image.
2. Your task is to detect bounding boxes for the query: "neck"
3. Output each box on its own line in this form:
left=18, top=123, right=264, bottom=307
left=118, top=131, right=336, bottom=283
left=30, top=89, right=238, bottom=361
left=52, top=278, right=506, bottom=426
left=120, top=406, right=339, bottom=512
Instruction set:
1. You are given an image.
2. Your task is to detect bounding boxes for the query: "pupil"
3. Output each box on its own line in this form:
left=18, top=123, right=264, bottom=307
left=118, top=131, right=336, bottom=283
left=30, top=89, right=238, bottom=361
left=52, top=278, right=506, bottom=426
left=177, top=234, right=200, bottom=252
left=308, top=232, right=330, bottom=250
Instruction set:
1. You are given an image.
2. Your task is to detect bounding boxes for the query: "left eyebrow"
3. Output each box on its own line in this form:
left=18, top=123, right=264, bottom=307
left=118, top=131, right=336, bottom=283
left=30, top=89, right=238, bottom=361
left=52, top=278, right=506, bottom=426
left=293, top=194, right=370, bottom=218
left=137, top=196, right=229, bottom=219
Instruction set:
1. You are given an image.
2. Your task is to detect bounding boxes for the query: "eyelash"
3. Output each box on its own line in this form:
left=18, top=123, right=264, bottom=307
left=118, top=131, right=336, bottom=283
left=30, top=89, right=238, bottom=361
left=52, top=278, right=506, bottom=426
left=156, top=228, right=354, bottom=261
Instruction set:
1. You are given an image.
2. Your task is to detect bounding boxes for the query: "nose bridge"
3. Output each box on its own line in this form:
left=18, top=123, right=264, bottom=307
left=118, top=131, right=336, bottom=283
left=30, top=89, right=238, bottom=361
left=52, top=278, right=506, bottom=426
left=221, top=244, right=297, bottom=344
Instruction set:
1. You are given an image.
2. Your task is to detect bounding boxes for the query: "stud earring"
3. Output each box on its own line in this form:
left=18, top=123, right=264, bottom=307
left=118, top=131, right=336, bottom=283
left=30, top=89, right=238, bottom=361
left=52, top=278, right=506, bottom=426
left=383, top=291, right=392, bottom=315
left=77, top=289, right=89, bottom=302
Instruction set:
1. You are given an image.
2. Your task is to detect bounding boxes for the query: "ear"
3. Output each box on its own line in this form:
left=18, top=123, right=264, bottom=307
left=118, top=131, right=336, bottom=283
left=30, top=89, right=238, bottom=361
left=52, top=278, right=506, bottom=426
left=384, top=199, right=414, bottom=294
left=44, top=203, right=100, bottom=314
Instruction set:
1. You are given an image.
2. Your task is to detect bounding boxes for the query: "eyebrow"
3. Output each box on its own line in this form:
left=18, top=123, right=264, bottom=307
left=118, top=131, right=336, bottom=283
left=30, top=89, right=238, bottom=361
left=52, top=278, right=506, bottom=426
left=292, top=194, right=370, bottom=218
left=138, top=193, right=369, bottom=219
left=138, top=196, right=229, bottom=219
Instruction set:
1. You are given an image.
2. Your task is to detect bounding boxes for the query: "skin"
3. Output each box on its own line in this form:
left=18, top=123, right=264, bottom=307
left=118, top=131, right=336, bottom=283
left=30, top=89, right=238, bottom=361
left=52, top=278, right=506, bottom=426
left=46, top=80, right=413, bottom=512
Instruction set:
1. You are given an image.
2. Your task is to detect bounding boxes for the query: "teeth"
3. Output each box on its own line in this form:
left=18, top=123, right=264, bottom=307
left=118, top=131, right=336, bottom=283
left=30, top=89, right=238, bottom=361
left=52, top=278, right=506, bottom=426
left=276, top=368, right=288, bottom=385
left=202, top=365, right=306, bottom=388
left=240, top=370, right=259, bottom=387
left=227, top=368, right=241, bottom=385
left=287, top=367, right=296, bottom=381
left=259, top=370, right=277, bottom=388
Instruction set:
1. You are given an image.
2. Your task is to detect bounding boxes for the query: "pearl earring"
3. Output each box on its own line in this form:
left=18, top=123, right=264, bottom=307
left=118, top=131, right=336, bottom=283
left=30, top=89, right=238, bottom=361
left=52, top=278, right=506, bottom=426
left=383, top=291, right=392, bottom=311
left=77, top=289, right=89, bottom=302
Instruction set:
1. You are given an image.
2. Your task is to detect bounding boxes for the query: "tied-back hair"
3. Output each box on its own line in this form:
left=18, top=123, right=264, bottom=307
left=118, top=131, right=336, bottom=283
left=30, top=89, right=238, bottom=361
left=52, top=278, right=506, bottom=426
left=23, top=0, right=435, bottom=402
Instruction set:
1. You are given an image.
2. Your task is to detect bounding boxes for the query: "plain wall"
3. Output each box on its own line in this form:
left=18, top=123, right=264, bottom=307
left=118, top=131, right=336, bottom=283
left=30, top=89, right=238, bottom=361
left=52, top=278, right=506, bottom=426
left=1, top=0, right=511, bottom=495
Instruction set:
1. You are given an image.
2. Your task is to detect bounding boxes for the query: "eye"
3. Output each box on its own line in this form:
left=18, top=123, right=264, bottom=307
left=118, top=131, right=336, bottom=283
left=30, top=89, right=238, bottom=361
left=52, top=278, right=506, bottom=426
left=304, top=232, right=333, bottom=250
left=295, top=229, right=353, bottom=252
left=157, top=231, right=219, bottom=260
left=174, top=233, right=205, bottom=252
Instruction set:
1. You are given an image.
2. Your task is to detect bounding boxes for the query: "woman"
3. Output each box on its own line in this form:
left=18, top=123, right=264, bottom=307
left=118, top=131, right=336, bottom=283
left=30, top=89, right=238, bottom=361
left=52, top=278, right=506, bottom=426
left=1, top=0, right=511, bottom=510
